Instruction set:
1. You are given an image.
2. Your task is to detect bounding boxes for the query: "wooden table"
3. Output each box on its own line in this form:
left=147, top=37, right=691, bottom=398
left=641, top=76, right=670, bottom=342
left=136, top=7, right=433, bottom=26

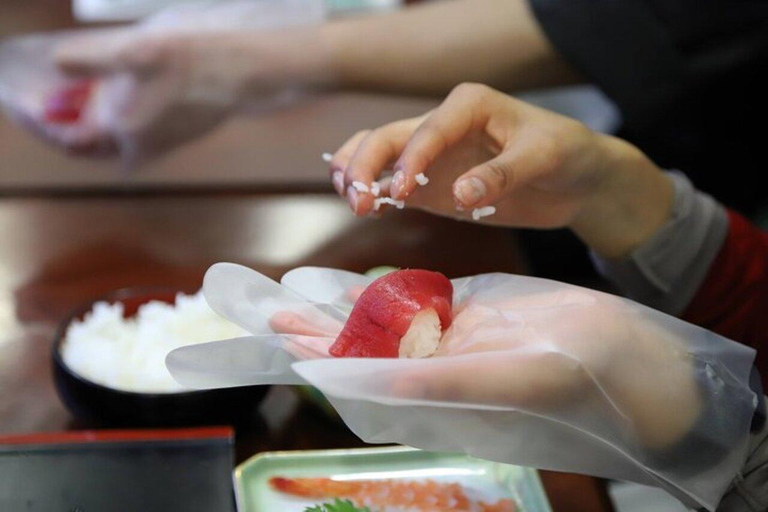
left=0, top=193, right=613, bottom=511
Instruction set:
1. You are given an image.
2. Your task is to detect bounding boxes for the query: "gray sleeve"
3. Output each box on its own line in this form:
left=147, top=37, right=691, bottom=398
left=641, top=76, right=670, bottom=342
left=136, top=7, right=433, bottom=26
left=591, top=171, right=728, bottom=316
left=717, top=396, right=768, bottom=512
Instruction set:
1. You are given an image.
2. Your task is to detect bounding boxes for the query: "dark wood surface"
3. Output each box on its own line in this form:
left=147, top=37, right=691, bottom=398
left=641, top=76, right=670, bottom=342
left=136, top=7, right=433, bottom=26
left=0, top=193, right=612, bottom=511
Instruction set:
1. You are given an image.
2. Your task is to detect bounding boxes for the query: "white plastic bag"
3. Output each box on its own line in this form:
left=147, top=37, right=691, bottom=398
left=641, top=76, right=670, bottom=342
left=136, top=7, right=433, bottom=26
left=166, top=263, right=758, bottom=510
left=0, top=0, right=325, bottom=166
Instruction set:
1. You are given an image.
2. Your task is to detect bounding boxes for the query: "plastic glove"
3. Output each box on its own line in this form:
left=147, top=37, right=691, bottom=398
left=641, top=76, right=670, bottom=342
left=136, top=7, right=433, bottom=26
left=166, top=264, right=757, bottom=510
left=0, top=0, right=325, bottom=166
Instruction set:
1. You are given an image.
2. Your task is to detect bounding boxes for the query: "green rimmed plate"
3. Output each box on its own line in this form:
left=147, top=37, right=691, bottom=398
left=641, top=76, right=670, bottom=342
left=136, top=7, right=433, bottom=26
left=234, top=446, right=551, bottom=512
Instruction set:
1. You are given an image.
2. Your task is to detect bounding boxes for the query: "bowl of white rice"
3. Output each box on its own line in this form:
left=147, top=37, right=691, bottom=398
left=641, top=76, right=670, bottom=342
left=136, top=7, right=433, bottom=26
left=53, top=288, right=270, bottom=427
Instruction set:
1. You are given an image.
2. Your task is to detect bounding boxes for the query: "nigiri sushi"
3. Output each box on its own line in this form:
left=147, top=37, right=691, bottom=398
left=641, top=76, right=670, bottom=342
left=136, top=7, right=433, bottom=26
left=329, top=269, right=453, bottom=359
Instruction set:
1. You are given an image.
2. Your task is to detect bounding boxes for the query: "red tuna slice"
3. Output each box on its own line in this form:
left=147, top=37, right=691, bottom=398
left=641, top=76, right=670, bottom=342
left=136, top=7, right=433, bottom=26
left=44, top=80, right=94, bottom=124
left=329, top=269, right=453, bottom=358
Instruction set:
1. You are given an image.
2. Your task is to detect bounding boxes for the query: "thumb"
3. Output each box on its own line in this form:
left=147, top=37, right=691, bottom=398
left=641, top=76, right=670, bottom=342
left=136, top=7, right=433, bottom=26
left=452, top=139, right=555, bottom=209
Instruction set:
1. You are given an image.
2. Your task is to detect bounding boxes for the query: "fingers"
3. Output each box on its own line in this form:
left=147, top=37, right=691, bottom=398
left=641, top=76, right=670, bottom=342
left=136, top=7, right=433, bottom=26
left=393, top=350, right=591, bottom=411
left=329, top=129, right=370, bottom=195
left=329, top=117, right=422, bottom=216
left=342, top=119, right=416, bottom=215
left=453, top=140, right=543, bottom=208
left=269, top=311, right=341, bottom=337
left=452, top=137, right=556, bottom=208
left=54, top=32, right=161, bottom=76
left=391, top=83, right=504, bottom=200
left=283, top=335, right=331, bottom=360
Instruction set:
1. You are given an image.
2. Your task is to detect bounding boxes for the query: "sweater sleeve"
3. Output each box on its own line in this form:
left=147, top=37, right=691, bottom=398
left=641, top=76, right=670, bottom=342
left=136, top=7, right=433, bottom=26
left=682, top=209, right=768, bottom=377
left=591, top=171, right=727, bottom=316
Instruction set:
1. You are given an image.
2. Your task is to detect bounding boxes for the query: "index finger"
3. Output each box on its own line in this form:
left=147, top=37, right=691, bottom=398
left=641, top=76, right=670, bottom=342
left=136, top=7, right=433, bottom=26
left=391, top=83, right=502, bottom=200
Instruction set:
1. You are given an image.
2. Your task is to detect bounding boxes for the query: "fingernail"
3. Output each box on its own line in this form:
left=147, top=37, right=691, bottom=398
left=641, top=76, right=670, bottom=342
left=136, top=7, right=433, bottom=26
left=389, top=171, right=405, bottom=198
left=332, top=171, right=345, bottom=195
left=391, top=171, right=406, bottom=198
left=347, top=186, right=359, bottom=214
left=455, top=177, right=486, bottom=206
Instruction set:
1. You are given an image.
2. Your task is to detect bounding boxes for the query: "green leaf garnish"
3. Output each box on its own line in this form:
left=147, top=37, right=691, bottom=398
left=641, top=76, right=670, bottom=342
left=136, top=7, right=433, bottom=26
left=303, top=498, right=373, bottom=512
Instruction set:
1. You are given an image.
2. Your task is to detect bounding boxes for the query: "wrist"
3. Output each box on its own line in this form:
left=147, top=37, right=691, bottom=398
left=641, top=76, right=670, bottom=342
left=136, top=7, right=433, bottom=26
left=233, top=27, right=337, bottom=97
left=571, top=137, right=674, bottom=259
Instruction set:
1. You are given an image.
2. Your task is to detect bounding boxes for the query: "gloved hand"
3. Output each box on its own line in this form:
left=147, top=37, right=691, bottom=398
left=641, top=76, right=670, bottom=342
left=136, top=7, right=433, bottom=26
left=0, top=0, right=326, bottom=166
left=166, top=264, right=758, bottom=510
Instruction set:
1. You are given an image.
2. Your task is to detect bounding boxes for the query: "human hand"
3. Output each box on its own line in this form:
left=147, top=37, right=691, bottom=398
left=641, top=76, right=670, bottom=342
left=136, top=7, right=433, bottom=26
left=272, top=269, right=701, bottom=450
left=329, top=83, right=673, bottom=258
left=51, top=31, right=252, bottom=162
left=50, top=23, right=329, bottom=163
left=164, top=264, right=757, bottom=510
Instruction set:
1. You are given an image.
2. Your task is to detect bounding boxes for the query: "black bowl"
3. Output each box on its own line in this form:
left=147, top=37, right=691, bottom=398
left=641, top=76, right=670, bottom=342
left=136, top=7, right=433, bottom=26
left=52, top=288, right=269, bottom=427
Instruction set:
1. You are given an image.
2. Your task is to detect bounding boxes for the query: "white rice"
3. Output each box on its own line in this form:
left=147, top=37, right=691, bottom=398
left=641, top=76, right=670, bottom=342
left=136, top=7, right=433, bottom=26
left=370, top=181, right=381, bottom=197
left=472, top=206, right=496, bottom=221
left=373, top=197, right=405, bottom=210
left=321, top=152, right=333, bottom=163
left=351, top=181, right=369, bottom=194
left=399, top=308, right=442, bottom=358
left=60, top=291, right=247, bottom=393
left=415, top=173, right=429, bottom=186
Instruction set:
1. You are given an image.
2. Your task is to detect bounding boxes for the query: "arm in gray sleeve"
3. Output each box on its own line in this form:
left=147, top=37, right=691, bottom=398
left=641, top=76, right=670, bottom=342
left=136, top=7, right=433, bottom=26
left=591, top=171, right=727, bottom=316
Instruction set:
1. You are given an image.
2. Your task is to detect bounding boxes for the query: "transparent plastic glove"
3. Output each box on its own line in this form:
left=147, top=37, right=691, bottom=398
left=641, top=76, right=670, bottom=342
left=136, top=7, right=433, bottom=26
left=0, top=0, right=325, bottom=166
left=166, top=264, right=758, bottom=510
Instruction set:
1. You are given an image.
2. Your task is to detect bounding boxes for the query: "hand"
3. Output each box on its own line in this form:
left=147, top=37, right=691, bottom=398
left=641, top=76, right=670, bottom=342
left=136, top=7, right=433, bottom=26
left=271, top=271, right=701, bottom=450
left=329, top=83, right=673, bottom=258
left=170, top=264, right=756, bottom=509
left=53, top=28, right=329, bottom=162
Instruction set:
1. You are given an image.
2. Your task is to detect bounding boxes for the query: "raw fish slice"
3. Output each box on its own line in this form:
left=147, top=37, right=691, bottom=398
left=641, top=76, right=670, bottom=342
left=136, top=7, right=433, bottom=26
left=269, top=476, right=516, bottom=511
left=329, top=269, right=453, bottom=358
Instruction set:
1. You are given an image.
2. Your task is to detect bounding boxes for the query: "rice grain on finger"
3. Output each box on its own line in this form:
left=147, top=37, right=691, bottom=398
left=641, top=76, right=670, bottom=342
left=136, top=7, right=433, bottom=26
left=472, top=206, right=496, bottom=221
left=373, top=197, right=405, bottom=210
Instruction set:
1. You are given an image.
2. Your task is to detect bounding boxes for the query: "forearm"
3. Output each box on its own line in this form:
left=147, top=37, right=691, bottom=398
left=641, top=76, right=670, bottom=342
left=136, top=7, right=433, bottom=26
left=289, top=0, right=582, bottom=95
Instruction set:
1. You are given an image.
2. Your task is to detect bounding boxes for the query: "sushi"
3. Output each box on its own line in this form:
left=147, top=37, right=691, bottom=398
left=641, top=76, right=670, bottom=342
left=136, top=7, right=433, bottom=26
left=329, top=269, right=453, bottom=359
